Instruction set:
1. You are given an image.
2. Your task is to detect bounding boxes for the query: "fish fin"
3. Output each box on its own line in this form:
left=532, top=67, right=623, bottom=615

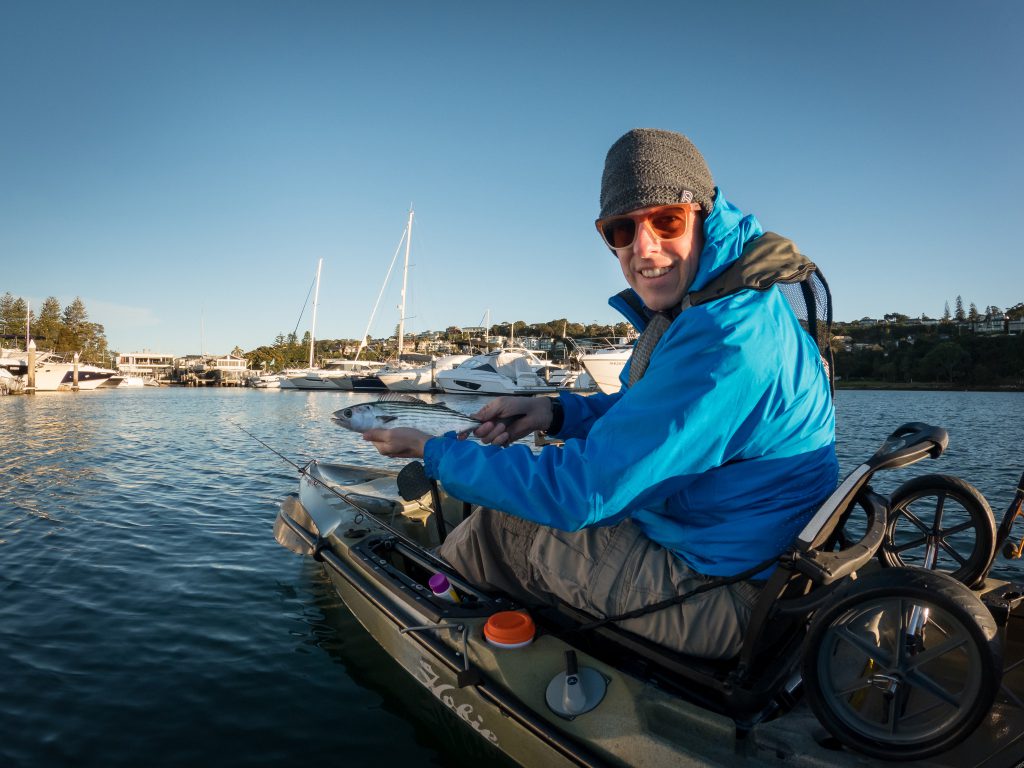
left=376, top=392, right=425, bottom=404
left=379, top=415, right=399, bottom=424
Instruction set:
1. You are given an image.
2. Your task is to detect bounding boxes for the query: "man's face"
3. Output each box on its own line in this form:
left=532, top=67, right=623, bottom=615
left=606, top=205, right=705, bottom=311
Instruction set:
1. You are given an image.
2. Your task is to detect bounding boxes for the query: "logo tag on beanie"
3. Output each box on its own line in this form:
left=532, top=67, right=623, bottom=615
left=679, top=190, right=693, bottom=203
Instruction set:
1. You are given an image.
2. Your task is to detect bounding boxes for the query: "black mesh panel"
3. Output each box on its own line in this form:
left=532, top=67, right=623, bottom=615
left=776, top=269, right=834, bottom=397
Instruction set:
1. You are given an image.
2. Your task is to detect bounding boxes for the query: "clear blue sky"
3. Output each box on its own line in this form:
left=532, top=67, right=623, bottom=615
left=2, top=1, right=1021, bottom=356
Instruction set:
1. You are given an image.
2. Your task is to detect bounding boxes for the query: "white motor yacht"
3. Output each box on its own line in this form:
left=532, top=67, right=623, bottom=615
left=435, top=350, right=561, bottom=396
left=279, top=360, right=387, bottom=391
left=377, top=354, right=471, bottom=392
left=578, top=344, right=633, bottom=394
left=32, top=360, right=118, bottom=391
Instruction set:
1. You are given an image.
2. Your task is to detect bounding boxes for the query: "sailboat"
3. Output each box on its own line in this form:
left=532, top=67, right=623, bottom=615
left=278, top=259, right=381, bottom=390
left=277, top=258, right=387, bottom=391
left=351, top=209, right=423, bottom=391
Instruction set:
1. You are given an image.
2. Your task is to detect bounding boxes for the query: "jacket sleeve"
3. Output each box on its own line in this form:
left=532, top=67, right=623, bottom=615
left=423, top=291, right=827, bottom=531
left=555, top=389, right=624, bottom=439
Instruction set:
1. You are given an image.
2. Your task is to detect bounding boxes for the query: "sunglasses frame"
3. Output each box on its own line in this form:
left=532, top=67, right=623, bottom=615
left=595, top=203, right=702, bottom=251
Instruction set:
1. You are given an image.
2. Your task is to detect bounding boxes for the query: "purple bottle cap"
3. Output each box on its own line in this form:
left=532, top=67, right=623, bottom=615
left=429, top=573, right=450, bottom=593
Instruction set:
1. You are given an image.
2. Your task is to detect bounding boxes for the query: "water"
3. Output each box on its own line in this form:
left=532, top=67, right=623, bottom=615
left=1, top=388, right=1022, bottom=767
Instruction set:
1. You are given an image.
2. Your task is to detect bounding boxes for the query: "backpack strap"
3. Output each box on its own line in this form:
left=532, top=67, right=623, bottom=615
left=688, top=232, right=817, bottom=306
left=688, top=232, right=835, bottom=396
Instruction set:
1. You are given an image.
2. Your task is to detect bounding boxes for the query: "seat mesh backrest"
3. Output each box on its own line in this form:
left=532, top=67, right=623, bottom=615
left=777, top=268, right=834, bottom=395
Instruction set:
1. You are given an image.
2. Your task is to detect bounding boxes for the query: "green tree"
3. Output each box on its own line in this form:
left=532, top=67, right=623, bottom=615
left=58, top=297, right=90, bottom=353
left=922, top=342, right=970, bottom=383
left=35, top=297, right=63, bottom=345
left=1, top=292, right=33, bottom=345
left=81, top=321, right=109, bottom=364
left=955, top=295, right=966, bottom=321
left=942, top=301, right=951, bottom=321
left=968, top=302, right=980, bottom=322
left=0, top=292, right=15, bottom=339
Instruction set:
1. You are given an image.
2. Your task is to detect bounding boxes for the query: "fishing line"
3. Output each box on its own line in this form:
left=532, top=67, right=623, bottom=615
left=233, top=421, right=452, bottom=568
left=232, top=421, right=375, bottom=518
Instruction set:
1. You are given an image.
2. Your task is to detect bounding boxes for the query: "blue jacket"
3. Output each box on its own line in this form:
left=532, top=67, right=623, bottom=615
left=424, top=190, right=838, bottom=577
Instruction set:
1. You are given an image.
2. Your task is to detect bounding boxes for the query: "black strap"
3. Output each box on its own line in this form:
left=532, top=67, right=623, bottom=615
left=569, top=555, right=777, bottom=634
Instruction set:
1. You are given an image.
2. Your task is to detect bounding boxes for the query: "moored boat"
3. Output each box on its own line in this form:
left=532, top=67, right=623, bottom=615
left=435, top=350, right=562, bottom=396
left=280, top=360, right=388, bottom=391
left=578, top=344, right=633, bottom=395
left=0, top=367, right=24, bottom=395
left=377, top=354, right=472, bottom=392
left=251, top=373, right=282, bottom=389
left=32, top=360, right=117, bottom=391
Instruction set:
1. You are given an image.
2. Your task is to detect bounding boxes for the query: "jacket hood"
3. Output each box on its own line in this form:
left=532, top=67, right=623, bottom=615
left=690, top=187, right=764, bottom=293
left=608, top=187, right=764, bottom=328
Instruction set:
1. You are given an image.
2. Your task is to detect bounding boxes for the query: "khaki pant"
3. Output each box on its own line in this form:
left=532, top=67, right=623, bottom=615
left=437, top=508, right=762, bottom=659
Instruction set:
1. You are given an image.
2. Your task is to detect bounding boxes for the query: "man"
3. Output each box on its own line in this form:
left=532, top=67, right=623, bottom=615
left=364, top=128, right=837, bottom=659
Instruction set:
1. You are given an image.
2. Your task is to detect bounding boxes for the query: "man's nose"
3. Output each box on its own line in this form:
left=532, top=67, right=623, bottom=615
left=633, top=219, right=659, bottom=257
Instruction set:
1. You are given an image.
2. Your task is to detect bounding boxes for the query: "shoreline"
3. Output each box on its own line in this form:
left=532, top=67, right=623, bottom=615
left=836, top=381, right=1024, bottom=392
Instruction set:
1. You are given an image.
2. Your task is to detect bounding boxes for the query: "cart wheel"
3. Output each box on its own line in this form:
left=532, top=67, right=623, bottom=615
left=881, top=474, right=995, bottom=588
left=802, top=567, right=1001, bottom=760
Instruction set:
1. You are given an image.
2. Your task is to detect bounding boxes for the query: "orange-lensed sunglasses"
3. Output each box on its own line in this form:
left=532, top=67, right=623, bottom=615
left=595, top=203, right=701, bottom=250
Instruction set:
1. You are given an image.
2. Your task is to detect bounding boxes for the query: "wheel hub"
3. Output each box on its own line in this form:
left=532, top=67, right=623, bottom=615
left=868, top=672, right=901, bottom=696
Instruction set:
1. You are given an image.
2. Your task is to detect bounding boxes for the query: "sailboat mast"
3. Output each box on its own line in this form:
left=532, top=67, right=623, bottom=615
left=309, top=258, right=323, bottom=369
left=397, top=208, right=413, bottom=361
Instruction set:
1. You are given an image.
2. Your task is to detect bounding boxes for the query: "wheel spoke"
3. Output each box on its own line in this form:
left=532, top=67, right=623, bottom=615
left=942, top=519, right=976, bottom=537
left=898, top=619, right=970, bottom=707
left=833, top=675, right=877, bottom=699
left=937, top=539, right=969, bottom=567
left=891, top=697, right=951, bottom=727
left=831, top=623, right=893, bottom=668
left=892, top=535, right=928, bottom=554
left=902, top=631, right=969, bottom=672
left=898, top=506, right=932, bottom=535
left=931, top=493, right=947, bottom=532
left=885, top=690, right=900, bottom=734
left=903, top=667, right=964, bottom=708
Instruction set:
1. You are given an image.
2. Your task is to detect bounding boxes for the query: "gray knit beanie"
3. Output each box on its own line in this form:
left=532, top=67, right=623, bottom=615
left=599, top=128, right=715, bottom=218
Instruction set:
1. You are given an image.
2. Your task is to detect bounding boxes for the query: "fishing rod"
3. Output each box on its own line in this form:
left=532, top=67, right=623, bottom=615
left=233, top=421, right=452, bottom=568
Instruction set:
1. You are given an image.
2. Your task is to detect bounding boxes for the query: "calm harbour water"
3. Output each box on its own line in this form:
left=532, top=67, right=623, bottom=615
left=1, top=388, right=1022, bottom=767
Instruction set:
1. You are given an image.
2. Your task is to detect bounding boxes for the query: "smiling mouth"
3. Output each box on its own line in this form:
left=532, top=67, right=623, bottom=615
left=640, top=265, right=674, bottom=278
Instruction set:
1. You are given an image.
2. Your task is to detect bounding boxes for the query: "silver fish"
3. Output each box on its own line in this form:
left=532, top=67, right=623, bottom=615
left=332, top=394, right=482, bottom=436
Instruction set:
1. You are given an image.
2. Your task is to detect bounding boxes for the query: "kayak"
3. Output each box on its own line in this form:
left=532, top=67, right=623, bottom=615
left=272, top=425, right=1024, bottom=768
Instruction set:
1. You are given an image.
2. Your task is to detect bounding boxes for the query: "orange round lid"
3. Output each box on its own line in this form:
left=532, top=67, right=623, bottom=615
left=484, top=611, right=535, bottom=646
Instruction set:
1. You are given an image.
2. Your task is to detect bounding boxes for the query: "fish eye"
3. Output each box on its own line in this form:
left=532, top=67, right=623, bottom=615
left=343, top=409, right=352, bottom=417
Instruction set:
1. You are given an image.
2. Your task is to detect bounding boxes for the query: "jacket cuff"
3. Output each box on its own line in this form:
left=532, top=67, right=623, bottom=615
left=545, top=397, right=565, bottom=436
left=423, top=435, right=449, bottom=478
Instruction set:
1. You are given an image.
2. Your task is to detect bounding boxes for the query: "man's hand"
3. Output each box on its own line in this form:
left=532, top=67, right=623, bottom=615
left=363, top=427, right=431, bottom=458
left=472, top=397, right=553, bottom=446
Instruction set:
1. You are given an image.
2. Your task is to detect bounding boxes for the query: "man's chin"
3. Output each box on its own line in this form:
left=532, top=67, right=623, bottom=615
left=637, top=291, right=686, bottom=312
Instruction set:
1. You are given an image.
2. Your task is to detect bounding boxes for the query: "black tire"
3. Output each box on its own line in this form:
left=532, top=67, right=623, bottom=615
left=881, top=474, right=996, bottom=588
left=802, top=567, right=1002, bottom=760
